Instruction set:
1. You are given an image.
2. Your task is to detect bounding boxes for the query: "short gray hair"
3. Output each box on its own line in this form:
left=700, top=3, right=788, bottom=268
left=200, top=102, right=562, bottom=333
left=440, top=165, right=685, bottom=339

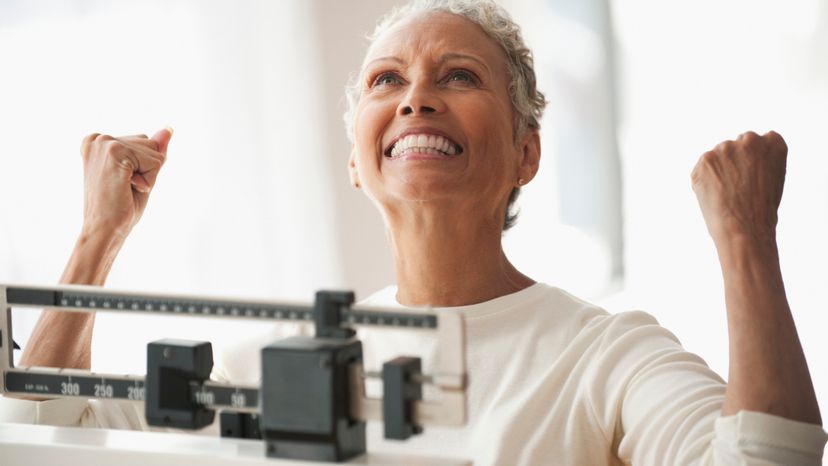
left=344, top=0, right=547, bottom=230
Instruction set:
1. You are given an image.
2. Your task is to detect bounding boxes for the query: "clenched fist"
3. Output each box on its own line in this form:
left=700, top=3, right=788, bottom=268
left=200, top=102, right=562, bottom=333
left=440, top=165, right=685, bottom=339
left=691, top=131, right=787, bottom=245
left=80, top=128, right=172, bottom=238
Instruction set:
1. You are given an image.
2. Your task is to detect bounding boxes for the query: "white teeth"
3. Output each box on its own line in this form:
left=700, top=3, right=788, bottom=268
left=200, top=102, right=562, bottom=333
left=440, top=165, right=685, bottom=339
left=388, top=133, right=460, bottom=157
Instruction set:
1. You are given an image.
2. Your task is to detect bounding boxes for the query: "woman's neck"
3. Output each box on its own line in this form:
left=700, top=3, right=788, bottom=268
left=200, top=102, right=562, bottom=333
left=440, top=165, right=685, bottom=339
left=384, top=205, right=534, bottom=307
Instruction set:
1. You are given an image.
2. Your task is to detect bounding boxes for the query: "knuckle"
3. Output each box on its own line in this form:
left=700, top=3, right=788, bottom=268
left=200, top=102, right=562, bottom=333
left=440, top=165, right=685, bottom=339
left=104, top=139, right=126, bottom=157
left=89, top=134, right=114, bottom=151
left=740, top=131, right=761, bottom=148
left=80, top=133, right=98, bottom=157
left=82, top=133, right=100, bottom=146
left=765, top=130, right=788, bottom=152
left=120, top=154, right=138, bottom=171
left=740, top=130, right=759, bottom=141
left=714, top=140, right=733, bottom=153
left=103, top=140, right=117, bottom=154
left=700, top=150, right=717, bottom=163
left=81, top=133, right=116, bottom=159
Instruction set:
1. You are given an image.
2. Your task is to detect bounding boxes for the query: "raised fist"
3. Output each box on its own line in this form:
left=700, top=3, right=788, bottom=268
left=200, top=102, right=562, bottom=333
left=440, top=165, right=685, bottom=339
left=80, top=128, right=172, bottom=238
left=691, top=131, right=787, bottom=245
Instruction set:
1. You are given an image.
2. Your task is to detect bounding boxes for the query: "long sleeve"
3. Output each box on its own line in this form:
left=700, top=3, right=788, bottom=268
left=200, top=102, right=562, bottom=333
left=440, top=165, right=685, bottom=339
left=0, top=395, right=146, bottom=429
left=586, top=311, right=827, bottom=465
left=0, top=393, right=222, bottom=437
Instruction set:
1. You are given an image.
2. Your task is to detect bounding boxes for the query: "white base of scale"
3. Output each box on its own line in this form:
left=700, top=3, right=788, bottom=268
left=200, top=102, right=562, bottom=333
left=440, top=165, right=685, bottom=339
left=0, top=422, right=470, bottom=466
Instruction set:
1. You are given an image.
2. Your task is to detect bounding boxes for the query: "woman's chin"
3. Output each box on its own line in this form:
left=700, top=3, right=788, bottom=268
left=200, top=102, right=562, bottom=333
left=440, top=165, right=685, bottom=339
left=377, top=177, right=464, bottom=204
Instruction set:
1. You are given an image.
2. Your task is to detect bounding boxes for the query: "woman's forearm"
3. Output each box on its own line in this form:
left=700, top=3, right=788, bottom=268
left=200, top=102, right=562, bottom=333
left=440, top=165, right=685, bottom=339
left=17, top=129, right=171, bottom=371
left=718, top=234, right=822, bottom=425
left=17, top=228, right=124, bottom=369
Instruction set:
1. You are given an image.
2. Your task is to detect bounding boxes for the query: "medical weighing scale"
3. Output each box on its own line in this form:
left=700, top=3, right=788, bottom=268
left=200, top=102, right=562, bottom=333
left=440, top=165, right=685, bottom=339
left=0, top=284, right=470, bottom=465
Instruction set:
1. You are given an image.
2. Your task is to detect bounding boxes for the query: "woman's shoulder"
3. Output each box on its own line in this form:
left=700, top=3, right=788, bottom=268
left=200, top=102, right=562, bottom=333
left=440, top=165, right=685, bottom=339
left=516, top=284, right=686, bottom=358
left=510, top=283, right=662, bottom=331
left=562, top=288, right=678, bottom=346
left=357, top=282, right=663, bottom=328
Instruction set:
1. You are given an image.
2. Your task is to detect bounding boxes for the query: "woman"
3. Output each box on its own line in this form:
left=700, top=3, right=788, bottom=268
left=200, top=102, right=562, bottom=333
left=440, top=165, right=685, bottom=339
left=10, top=0, right=827, bottom=464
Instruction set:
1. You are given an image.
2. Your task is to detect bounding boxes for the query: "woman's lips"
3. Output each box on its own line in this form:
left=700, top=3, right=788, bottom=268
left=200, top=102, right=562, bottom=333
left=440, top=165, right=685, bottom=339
left=384, top=130, right=464, bottom=157
left=387, top=149, right=460, bottom=161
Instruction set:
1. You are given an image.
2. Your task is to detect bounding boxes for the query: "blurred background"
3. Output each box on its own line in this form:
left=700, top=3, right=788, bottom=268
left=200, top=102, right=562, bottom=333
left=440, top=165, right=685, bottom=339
left=1, top=0, right=826, bottom=430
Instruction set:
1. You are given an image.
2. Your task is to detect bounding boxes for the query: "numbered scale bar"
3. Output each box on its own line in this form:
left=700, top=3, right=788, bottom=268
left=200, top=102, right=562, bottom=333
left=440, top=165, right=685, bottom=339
left=193, top=381, right=259, bottom=413
left=3, top=368, right=259, bottom=412
left=5, top=286, right=437, bottom=329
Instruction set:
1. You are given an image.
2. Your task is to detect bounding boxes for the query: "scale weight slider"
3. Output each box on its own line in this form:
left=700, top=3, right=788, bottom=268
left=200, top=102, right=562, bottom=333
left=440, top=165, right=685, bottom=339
left=145, top=339, right=215, bottom=429
left=260, top=336, right=366, bottom=462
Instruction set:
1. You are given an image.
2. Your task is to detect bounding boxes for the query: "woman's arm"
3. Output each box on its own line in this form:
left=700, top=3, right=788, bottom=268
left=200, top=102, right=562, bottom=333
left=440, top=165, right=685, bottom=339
left=17, top=128, right=173, bottom=370
left=691, top=130, right=821, bottom=425
left=17, top=227, right=123, bottom=369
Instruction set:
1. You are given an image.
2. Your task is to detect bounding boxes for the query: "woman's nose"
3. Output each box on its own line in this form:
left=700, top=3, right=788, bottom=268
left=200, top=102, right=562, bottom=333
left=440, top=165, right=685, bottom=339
left=397, top=83, right=445, bottom=116
left=401, top=104, right=436, bottom=115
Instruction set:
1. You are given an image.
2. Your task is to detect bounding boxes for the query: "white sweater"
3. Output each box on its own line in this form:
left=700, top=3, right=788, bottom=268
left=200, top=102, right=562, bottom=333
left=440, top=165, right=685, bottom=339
left=2, top=283, right=826, bottom=464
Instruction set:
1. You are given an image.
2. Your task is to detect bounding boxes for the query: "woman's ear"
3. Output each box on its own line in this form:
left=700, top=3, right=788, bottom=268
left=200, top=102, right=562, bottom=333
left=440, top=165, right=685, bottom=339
left=348, top=147, right=361, bottom=189
left=516, top=130, right=541, bottom=186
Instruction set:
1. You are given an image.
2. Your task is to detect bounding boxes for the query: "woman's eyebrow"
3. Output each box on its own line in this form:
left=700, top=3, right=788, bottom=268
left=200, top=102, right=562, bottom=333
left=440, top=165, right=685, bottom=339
left=364, top=53, right=490, bottom=73
left=438, top=53, right=490, bottom=74
left=364, top=56, right=405, bottom=69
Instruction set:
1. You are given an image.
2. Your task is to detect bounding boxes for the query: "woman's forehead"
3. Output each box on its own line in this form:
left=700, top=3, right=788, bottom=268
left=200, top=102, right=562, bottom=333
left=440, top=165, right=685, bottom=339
left=363, top=11, right=505, bottom=72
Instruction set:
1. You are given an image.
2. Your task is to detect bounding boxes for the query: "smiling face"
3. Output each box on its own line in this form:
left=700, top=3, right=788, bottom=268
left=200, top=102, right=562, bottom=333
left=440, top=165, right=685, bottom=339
left=350, top=11, right=539, bottom=225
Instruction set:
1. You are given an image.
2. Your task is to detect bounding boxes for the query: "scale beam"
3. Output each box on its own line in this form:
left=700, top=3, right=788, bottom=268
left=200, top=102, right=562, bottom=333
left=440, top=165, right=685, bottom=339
left=4, top=285, right=438, bottom=329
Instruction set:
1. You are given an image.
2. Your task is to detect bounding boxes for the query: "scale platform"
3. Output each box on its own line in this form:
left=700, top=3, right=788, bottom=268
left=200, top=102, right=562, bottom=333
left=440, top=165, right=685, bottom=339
left=0, top=422, right=470, bottom=466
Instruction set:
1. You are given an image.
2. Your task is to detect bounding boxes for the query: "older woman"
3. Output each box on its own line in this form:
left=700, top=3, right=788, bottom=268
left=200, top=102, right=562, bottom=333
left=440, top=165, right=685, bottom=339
left=11, top=0, right=827, bottom=464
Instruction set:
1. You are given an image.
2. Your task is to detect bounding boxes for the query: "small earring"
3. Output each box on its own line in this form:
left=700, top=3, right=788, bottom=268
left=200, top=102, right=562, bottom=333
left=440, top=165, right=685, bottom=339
left=517, top=178, right=525, bottom=186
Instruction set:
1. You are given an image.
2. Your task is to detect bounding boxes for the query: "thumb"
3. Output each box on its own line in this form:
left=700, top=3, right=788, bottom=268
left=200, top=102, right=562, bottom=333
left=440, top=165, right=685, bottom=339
left=151, top=126, right=174, bottom=155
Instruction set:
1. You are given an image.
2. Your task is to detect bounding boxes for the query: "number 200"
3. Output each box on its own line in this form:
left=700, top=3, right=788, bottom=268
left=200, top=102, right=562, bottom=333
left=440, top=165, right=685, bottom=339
left=127, top=386, right=145, bottom=401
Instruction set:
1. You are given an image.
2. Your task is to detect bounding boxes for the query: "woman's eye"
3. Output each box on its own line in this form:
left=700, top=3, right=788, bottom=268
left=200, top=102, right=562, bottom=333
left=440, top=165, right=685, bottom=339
left=372, top=72, right=402, bottom=87
left=446, top=70, right=478, bottom=85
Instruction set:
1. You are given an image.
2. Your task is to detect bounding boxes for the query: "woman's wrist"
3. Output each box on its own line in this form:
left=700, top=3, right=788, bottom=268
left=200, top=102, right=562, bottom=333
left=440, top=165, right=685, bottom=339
left=79, top=219, right=130, bottom=245
left=61, top=225, right=127, bottom=286
left=713, top=230, right=779, bottom=265
left=714, top=233, right=782, bottom=289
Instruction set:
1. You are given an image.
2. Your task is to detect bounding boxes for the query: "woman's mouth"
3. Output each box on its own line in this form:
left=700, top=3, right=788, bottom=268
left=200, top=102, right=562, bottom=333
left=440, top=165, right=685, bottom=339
left=385, top=133, right=463, bottom=159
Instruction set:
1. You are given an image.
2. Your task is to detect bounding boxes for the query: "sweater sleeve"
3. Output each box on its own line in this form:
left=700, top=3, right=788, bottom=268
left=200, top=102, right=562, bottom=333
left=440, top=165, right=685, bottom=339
left=0, top=395, right=147, bottom=429
left=585, top=311, right=827, bottom=466
left=0, top=393, right=221, bottom=436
